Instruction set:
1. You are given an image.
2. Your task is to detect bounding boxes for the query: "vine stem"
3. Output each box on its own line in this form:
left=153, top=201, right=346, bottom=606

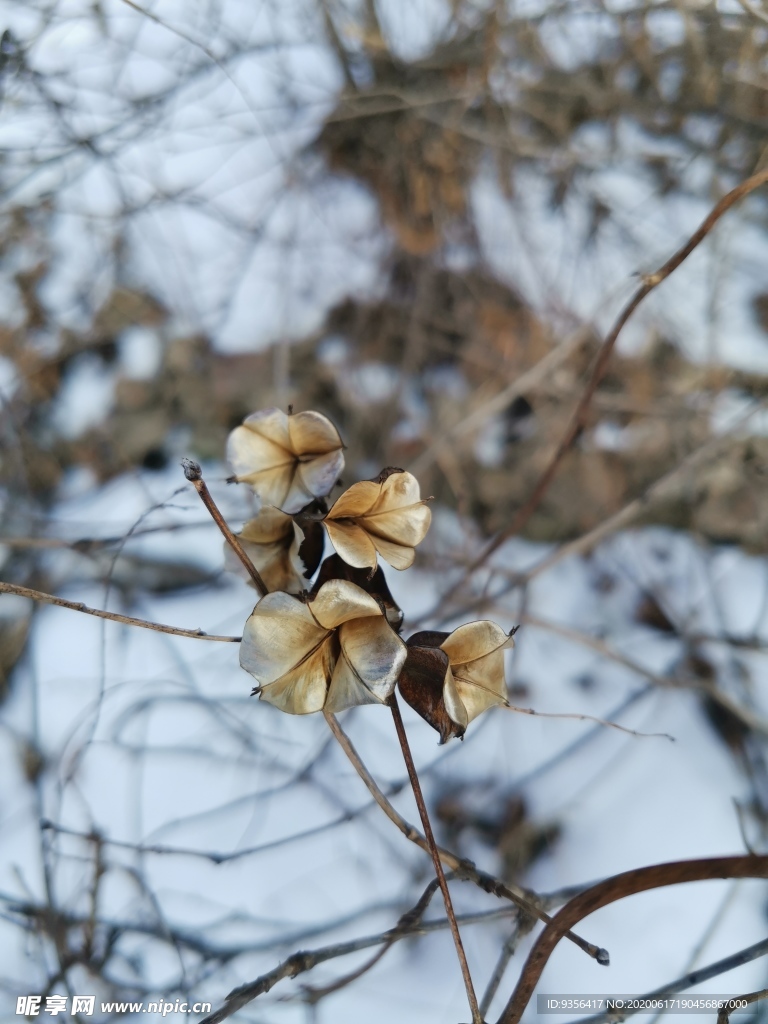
left=181, top=459, right=268, bottom=596
left=389, top=692, right=483, bottom=1024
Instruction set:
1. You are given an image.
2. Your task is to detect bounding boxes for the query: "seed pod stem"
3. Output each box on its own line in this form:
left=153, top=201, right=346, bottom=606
left=389, top=692, right=483, bottom=1024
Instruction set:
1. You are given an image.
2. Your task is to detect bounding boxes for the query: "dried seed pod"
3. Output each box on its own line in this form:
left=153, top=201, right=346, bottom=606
left=311, top=553, right=404, bottom=631
left=227, top=503, right=325, bottom=594
left=323, top=468, right=431, bottom=572
left=399, top=623, right=516, bottom=742
left=227, top=408, right=344, bottom=514
left=240, top=579, right=406, bottom=714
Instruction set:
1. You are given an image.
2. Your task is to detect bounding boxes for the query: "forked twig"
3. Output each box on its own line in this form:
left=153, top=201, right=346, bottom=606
left=503, top=703, right=674, bottom=741
left=301, top=876, right=443, bottom=1004
left=717, top=988, right=768, bottom=1024
left=197, top=898, right=519, bottom=1024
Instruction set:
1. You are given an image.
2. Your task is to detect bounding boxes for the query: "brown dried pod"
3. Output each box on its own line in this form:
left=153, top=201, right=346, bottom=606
left=399, top=623, right=516, bottom=743
left=227, top=502, right=325, bottom=594
left=227, top=408, right=344, bottom=514
left=240, top=579, right=406, bottom=715
left=323, top=468, right=431, bottom=572
left=311, top=553, right=404, bottom=631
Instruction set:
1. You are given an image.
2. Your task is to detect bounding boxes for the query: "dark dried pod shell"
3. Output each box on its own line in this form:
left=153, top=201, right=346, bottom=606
left=398, top=624, right=515, bottom=743
left=292, top=499, right=327, bottom=579
left=398, top=638, right=463, bottom=744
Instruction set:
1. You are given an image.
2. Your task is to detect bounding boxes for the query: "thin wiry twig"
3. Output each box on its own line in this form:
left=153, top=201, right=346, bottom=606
left=502, top=703, right=674, bottom=742
left=0, top=581, right=241, bottom=642
left=40, top=813, right=359, bottom=864
left=717, top=988, right=768, bottom=1024
left=300, top=876, right=443, bottom=1003
left=521, top=614, right=768, bottom=738
left=479, top=917, right=534, bottom=1019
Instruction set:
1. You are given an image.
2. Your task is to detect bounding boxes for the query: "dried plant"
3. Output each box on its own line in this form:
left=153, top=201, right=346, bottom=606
left=3, top=2, right=768, bottom=1023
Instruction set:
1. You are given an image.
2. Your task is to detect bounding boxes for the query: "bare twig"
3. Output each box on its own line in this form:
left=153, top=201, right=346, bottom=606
left=480, top=917, right=536, bottom=1018
left=197, top=902, right=525, bottom=1024
left=521, top=406, right=767, bottom=583
left=521, top=614, right=768, bottom=739
left=389, top=693, right=482, bottom=1023
left=503, top=703, right=675, bottom=742
left=441, top=167, right=768, bottom=604
left=40, top=813, right=359, bottom=864
left=181, top=459, right=267, bottom=596
left=301, top=876, right=443, bottom=1003
left=0, top=581, right=241, bottom=642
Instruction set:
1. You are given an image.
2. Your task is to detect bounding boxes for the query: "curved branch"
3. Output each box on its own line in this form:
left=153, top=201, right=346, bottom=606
left=496, top=855, right=768, bottom=1024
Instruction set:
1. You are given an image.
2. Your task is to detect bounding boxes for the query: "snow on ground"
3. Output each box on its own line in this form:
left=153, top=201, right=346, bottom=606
left=3, top=470, right=767, bottom=1021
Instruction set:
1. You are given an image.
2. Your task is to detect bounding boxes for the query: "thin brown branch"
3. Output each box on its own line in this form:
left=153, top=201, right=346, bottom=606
left=323, top=711, right=608, bottom=965
left=447, top=167, right=768, bottom=598
left=389, top=693, right=481, bottom=1023
left=181, top=459, right=267, bottom=596
left=40, top=813, right=357, bottom=864
left=0, top=581, right=241, bottom=642
left=496, top=856, right=768, bottom=1024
